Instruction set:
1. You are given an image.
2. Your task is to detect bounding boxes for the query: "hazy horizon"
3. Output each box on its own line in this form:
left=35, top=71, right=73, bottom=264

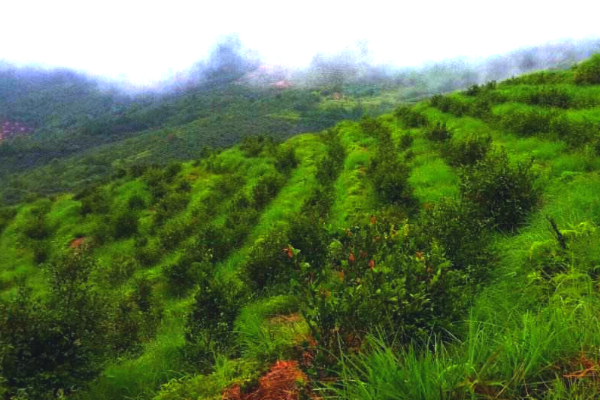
left=1, top=0, right=600, bottom=87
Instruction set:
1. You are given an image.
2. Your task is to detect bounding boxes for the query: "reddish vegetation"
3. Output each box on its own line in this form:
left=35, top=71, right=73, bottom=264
left=282, top=245, right=294, bottom=259
left=563, top=353, right=600, bottom=379
left=268, top=313, right=302, bottom=325
left=70, top=237, right=86, bottom=249
left=0, top=120, right=32, bottom=141
left=222, top=360, right=308, bottom=400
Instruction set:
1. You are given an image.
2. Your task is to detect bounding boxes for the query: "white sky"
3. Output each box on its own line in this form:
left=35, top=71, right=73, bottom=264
left=1, top=0, right=599, bottom=85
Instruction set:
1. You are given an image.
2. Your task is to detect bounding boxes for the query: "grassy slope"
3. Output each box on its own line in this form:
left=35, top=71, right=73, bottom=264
left=2, top=58, right=600, bottom=399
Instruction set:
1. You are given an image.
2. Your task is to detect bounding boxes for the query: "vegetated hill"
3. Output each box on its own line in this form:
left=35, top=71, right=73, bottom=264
left=1, top=54, right=600, bottom=399
left=2, top=37, right=599, bottom=206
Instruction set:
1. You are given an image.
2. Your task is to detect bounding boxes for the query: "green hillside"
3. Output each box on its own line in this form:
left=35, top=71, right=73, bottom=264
left=2, top=55, right=600, bottom=399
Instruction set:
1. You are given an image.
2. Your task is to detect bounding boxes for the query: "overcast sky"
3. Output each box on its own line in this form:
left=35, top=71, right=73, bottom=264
left=1, top=0, right=599, bottom=85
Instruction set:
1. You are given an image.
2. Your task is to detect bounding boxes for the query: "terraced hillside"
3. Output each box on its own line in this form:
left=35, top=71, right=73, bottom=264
left=2, top=55, right=600, bottom=399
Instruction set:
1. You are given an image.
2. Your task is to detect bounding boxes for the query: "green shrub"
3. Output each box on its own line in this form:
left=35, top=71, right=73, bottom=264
left=574, top=54, right=600, bottom=85
left=100, top=256, right=138, bottom=286
left=394, top=106, right=428, bottom=127
left=0, top=207, right=16, bottom=234
left=549, top=114, right=598, bottom=147
left=163, top=162, right=183, bottom=182
left=153, top=191, right=190, bottom=226
left=497, top=104, right=553, bottom=136
left=108, top=277, right=163, bottom=355
left=162, top=257, right=208, bottom=297
left=398, top=133, right=414, bottom=151
left=112, top=208, right=139, bottom=239
left=158, top=216, right=193, bottom=250
left=527, top=86, right=573, bottom=108
left=184, top=276, right=241, bottom=365
left=20, top=206, right=51, bottom=241
left=240, top=135, right=276, bottom=157
left=424, top=122, right=452, bottom=142
left=75, top=186, right=110, bottom=216
left=460, top=150, right=541, bottom=231
left=315, top=131, right=345, bottom=186
left=293, top=219, right=470, bottom=356
left=430, top=95, right=469, bottom=116
left=417, top=198, right=491, bottom=280
left=242, top=230, right=292, bottom=291
left=251, top=172, right=285, bottom=210
left=127, top=193, right=147, bottom=210
left=274, top=144, right=298, bottom=175
left=134, top=237, right=163, bottom=266
left=441, top=133, right=492, bottom=166
left=0, top=251, right=110, bottom=398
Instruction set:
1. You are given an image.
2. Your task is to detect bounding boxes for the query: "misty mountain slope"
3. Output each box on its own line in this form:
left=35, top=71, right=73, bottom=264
left=2, top=38, right=600, bottom=207
left=1, top=55, right=600, bottom=400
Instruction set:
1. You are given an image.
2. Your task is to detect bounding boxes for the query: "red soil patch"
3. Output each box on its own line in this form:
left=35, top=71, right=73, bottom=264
left=223, top=360, right=308, bottom=400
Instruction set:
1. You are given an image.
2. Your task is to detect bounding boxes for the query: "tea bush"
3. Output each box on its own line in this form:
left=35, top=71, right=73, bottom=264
left=460, top=150, right=541, bottom=231
left=394, top=106, right=428, bottom=127
left=441, top=133, right=492, bottom=166
left=424, top=122, right=453, bottom=142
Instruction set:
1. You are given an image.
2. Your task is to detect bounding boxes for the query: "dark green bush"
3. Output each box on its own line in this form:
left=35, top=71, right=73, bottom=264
left=417, top=198, right=491, bottom=280
left=441, top=133, right=492, bottom=166
left=425, top=122, right=453, bottom=142
left=100, top=256, right=138, bottom=286
left=184, top=276, right=241, bottom=365
left=162, top=257, right=207, bottom=297
left=431, top=95, right=469, bottom=116
left=0, top=207, right=16, bottom=235
left=240, top=135, right=276, bottom=157
left=21, top=213, right=50, bottom=241
left=398, top=133, right=414, bottom=150
left=574, top=54, right=600, bottom=85
left=127, top=193, right=147, bottom=210
left=134, top=237, right=163, bottom=266
left=0, top=251, right=110, bottom=398
left=549, top=114, right=598, bottom=147
left=112, top=208, right=139, bottom=239
left=460, top=150, right=540, bottom=231
left=251, top=172, right=285, bottom=210
left=527, top=87, right=572, bottom=108
left=241, top=230, right=292, bottom=291
left=163, top=162, right=183, bottom=182
left=288, top=214, right=330, bottom=269
left=159, top=216, right=192, bottom=250
left=109, top=277, right=163, bottom=355
left=153, top=191, right=190, bottom=226
left=315, top=132, right=345, bottom=186
left=394, top=106, right=428, bottom=127
left=497, top=105, right=553, bottom=136
left=274, top=144, right=298, bottom=175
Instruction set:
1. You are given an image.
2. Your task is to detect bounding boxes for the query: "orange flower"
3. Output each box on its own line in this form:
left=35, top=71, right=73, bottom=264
left=337, top=270, right=345, bottom=282
left=370, top=215, right=377, bottom=224
left=368, top=260, right=375, bottom=270
left=348, top=252, right=355, bottom=264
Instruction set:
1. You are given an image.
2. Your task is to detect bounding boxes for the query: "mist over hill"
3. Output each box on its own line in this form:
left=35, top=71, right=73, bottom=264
left=0, top=35, right=599, bottom=205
